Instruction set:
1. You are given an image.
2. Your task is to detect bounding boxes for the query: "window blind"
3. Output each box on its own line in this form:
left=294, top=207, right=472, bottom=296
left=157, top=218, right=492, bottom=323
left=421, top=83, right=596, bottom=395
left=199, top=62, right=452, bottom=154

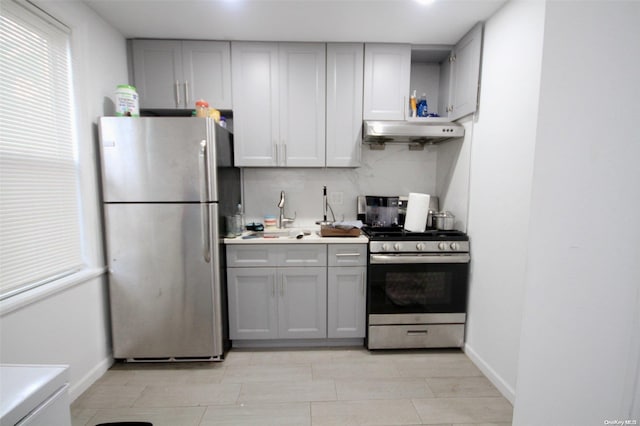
left=0, top=1, right=84, bottom=299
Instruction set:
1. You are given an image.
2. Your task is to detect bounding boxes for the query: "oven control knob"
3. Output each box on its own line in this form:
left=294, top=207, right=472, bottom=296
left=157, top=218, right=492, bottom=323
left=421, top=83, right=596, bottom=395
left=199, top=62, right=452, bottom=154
left=381, top=243, right=390, bottom=252
left=393, top=243, right=401, bottom=251
left=416, top=243, right=425, bottom=251
left=438, top=242, right=447, bottom=251
left=450, top=242, right=459, bottom=251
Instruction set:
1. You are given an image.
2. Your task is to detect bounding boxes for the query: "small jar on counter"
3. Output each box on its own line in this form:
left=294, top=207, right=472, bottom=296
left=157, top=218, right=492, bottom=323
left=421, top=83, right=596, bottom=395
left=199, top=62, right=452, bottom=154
left=195, top=99, right=209, bottom=118
left=264, top=215, right=277, bottom=228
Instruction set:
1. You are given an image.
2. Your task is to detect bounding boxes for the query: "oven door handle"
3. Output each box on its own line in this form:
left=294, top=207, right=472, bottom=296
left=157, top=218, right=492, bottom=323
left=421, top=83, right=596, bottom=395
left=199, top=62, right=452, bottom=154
left=369, top=254, right=470, bottom=264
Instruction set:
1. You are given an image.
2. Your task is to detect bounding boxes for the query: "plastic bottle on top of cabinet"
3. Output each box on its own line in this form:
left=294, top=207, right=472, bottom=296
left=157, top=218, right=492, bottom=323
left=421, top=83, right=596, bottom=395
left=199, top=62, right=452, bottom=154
left=417, top=93, right=428, bottom=117
left=409, top=90, right=417, bottom=118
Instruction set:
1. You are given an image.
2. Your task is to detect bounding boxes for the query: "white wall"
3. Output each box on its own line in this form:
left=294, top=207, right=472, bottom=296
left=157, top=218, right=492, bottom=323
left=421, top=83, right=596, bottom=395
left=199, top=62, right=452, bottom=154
left=242, top=145, right=438, bottom=226
left=0, top=0, right=128, bottom=400
left=513, top=1, right=640, bottom=423
left=463, top=0, right=546, bottom=403
left=436, top=117, right=473, bottom=232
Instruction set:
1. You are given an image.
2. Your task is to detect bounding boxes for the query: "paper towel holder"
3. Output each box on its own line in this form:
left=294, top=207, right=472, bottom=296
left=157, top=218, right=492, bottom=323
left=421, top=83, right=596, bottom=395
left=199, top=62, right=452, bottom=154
left=404, top=193, right=431, bottom=232
left=398, top=195, right=439, bottom=227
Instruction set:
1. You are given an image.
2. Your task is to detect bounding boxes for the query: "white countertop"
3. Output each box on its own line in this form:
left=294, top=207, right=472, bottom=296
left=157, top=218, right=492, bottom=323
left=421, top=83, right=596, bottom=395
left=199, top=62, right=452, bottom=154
left=224, top=229, right=368, bottom=245
left=0, top=364, right=69, bottom=425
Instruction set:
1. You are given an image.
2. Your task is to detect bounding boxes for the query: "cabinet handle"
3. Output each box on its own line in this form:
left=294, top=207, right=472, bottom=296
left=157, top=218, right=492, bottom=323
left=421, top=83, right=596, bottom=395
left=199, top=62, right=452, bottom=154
left=275, top=143, right=279, bottom=166
left=403, top=95, right=407, bottom=120
left=361, top=271, right=365, bottom=296
left=283, top=142, right=287, bottom=166
left=407, top=329, right=429, bottom=335
left=184, top=80, right=190, bottom=107
left=175, top=80, right=181, bottom=108
left=335, top=253, right=361, bottom=257
left=280, top=280, right=285, bottom=296
left=272, top=280, right=276, bottom=297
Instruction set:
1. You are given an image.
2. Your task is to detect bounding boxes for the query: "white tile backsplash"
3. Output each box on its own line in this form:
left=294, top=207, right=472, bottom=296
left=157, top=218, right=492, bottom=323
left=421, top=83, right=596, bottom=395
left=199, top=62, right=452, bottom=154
left=241, top=144, right=438, bottom=227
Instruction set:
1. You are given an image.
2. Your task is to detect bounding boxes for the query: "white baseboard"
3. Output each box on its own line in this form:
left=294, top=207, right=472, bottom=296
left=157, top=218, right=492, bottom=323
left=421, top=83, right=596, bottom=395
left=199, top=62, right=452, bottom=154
left=232, top=339, right=364, bottom=349
left=68, top=356, right=113, bottom=401
left=464, top=343, right=516, bottom=404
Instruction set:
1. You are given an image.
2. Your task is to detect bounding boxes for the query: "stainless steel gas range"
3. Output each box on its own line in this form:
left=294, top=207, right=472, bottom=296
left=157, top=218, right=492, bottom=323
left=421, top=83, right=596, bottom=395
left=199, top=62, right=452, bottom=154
left=358, top=197, right=471, bottom=350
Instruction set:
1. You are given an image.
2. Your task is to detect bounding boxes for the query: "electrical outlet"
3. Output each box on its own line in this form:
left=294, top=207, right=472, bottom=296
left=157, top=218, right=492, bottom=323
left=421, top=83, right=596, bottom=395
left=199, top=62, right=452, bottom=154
left=329, top=192, right=343, bottom=205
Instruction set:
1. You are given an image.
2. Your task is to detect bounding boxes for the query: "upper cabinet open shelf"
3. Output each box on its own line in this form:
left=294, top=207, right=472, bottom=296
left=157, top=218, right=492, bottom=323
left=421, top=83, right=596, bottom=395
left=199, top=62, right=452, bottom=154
left=363, top=23, right=484, bottom=123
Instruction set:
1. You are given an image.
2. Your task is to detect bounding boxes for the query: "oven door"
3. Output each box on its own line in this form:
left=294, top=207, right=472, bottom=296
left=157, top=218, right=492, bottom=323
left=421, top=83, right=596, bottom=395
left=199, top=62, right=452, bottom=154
left=367, top=253, right=470, bottom=315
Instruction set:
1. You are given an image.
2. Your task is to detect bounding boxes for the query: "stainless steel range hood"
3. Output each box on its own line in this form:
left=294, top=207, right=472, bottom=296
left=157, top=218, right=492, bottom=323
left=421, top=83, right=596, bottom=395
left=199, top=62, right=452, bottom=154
left=363, top=120, right=465, bottom=148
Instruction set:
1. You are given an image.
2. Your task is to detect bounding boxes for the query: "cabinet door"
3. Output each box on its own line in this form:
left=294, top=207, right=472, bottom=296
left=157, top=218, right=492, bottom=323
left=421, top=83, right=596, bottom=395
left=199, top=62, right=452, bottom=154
left=279, top=43, right=326, bottom=167
left=182, top=41, right=232, bottom=110
left=227, top=268, right=278, bottom=340
left=449, top=23, right=483, bottom=120
left=231, top=42, right=279, bottom=166
left=326, top=43, right=363, bottom=167
left=278, top=267, right=327, bottom=339
left=328, top=267, right=366, bottom=338
left=131, top=40, right=183, bottom=108
left=438, top=53, right=452, bottom=117
left=363, top=44, right=411, bottom=120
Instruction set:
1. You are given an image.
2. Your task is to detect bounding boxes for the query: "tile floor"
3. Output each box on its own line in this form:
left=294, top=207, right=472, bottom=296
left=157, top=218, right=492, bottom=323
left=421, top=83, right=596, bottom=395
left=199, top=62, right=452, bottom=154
left=71, top=348, right=513, bottom=426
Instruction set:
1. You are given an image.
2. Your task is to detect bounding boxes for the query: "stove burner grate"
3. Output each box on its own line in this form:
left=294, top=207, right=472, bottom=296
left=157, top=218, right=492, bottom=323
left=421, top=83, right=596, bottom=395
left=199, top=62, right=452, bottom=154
left=361, top=226, right=468, bottom=241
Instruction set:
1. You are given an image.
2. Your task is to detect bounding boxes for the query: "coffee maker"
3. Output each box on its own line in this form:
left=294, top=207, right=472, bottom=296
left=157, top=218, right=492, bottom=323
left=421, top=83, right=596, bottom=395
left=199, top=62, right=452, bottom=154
left=357, top=196, right=399, bottom=227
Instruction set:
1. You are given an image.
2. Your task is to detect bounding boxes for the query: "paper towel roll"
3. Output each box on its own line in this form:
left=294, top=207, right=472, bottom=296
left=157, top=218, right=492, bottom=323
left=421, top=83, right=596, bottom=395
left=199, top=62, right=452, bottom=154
left=404, top=193, right=431, bottom=232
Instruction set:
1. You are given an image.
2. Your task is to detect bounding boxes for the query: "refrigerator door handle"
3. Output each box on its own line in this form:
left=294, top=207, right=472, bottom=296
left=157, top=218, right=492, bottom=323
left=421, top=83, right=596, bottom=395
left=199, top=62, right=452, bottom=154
left=199, top=140, right=211, bottom=263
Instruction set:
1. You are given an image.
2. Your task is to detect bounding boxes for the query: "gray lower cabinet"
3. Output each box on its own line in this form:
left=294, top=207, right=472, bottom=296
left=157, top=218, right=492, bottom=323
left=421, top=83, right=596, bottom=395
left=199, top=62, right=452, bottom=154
left=226, top=267, right=278, bottom=340
left=279, top=267, right=327, bottom=339
left=130, top=39, right=232, bottom=110
left=226, top=243, right=366, bottom=343
left=327, top=266, right=366, bottom=338
left=327, top=244, right=367, bottom=338
left=226, top=245, right=327, bottom=340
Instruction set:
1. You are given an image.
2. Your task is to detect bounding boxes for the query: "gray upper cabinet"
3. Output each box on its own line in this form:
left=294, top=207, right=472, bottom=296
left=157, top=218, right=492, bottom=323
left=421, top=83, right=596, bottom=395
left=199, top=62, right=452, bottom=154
left=230, top=42, right=279, bottom=166
left=231, top=42, right=326, bottom=167
left=326, top=43, right=363, bottom=167
left=279, top=43, right=326, bottom=167
left=363, top=44, right=412, bottom=120
left=131, top=40, right=232, bottom=110
left=366, top=24, right=483, bottom=122
left=448, top=23, right=483, bottom=120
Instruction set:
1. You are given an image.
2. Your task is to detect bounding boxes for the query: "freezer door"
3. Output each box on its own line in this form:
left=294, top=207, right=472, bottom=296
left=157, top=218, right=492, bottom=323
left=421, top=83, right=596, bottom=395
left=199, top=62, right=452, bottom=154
left=99, top=117, right=220, bottom=202
left=105, top=202, right=223, bottom=358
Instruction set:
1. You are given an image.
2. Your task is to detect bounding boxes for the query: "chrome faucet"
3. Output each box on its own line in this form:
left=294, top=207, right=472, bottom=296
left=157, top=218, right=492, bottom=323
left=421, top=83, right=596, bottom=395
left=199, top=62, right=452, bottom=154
left=277, top=190, right=296, bottom=228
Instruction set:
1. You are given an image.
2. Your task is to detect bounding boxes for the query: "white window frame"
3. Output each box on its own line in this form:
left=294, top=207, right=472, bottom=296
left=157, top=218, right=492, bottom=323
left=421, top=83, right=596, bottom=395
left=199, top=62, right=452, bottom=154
left=0, top=0, right=104, bottom=315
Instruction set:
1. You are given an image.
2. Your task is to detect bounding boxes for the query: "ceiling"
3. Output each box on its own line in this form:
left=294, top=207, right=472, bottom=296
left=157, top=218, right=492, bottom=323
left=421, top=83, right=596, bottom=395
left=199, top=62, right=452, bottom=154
left=81, top=0, right=508, bottom=45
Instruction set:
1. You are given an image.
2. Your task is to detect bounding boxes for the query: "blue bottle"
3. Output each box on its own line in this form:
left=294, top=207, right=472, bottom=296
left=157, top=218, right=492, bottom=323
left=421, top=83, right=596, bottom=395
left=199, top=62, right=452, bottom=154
left=416, top=93, right=427, bottom=117
left=417, top=93, right=428, bottom=117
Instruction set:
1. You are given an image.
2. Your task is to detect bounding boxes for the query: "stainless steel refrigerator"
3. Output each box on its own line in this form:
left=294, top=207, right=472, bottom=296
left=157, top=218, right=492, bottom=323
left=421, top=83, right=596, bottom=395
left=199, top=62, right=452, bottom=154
left=98, top=117, right=240, bottom=360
